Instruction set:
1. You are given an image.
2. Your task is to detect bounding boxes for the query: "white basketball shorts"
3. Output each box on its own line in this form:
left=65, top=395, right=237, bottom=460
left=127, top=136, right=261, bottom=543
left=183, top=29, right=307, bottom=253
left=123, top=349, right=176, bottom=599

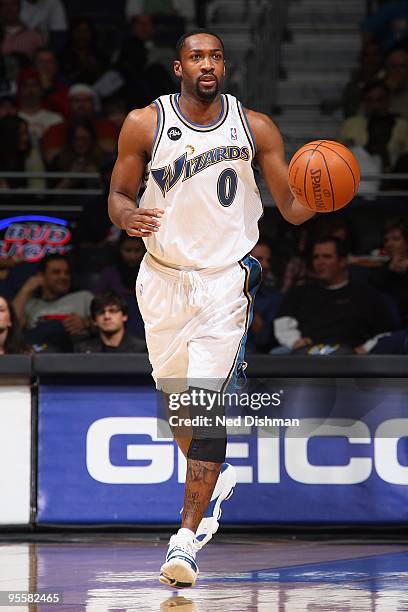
left=136, top=253, right=261, bottom=392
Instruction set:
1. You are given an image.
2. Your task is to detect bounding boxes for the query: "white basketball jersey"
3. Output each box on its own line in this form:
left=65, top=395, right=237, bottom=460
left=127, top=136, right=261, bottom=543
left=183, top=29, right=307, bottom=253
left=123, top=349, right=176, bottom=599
left=140, top=93, right=263, bottom=269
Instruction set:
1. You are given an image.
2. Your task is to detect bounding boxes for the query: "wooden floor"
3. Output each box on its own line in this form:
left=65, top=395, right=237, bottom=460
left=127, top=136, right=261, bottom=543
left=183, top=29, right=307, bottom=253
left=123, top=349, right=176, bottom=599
left=1, top=534, right=408, bottom=610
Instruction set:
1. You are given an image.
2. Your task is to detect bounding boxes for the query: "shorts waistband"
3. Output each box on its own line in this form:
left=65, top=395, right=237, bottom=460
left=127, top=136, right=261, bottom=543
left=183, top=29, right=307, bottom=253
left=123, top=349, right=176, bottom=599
left=145, top=252, right=237, bottom=279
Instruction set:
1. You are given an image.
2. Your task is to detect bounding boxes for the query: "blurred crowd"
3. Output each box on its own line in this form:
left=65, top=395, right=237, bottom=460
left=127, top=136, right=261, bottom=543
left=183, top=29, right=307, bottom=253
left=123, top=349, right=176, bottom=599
left=0, top=0, right=407, bottom=357
left=1, top=215, right=407, bottom=356
left=0, top=0, right=207, bottom=192
left=252, top=0, right=408, bottom=357
left=248, top=215, right=408, bottom=355
left=0, top=233, right=148, bottom=354
left=338, top=0, right=408, bottom=193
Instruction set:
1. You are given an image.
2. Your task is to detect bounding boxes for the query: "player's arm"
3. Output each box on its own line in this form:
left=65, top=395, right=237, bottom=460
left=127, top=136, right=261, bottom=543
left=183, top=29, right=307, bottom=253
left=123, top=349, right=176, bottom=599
left=108, top=105, right=164, bottom=237
left=246, top=110, right=315, bottom=225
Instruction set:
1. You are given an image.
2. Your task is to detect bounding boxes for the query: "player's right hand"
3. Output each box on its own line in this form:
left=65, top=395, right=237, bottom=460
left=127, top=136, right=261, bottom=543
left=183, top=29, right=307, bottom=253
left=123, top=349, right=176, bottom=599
left=124, top=208, right=164, bottom=237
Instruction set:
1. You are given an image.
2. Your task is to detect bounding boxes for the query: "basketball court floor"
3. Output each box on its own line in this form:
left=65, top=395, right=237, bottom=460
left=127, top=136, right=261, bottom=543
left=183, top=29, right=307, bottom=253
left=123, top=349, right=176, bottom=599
left=1, top=533, right=408, bottom=610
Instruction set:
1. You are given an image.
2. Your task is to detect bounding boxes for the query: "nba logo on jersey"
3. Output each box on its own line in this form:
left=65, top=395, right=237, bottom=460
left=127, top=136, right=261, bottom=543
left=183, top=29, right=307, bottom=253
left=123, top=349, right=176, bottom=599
left=230, top=127, right=237, bottom=140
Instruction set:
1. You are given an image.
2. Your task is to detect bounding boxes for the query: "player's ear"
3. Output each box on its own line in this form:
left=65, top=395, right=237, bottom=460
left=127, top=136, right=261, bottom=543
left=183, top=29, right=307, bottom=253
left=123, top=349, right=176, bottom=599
left=174, top=59, right=182, bottom=79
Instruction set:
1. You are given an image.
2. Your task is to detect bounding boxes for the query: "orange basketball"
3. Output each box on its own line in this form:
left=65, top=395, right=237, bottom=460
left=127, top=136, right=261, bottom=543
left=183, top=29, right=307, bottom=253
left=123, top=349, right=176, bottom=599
left=288, top=140, right=360, bottom=212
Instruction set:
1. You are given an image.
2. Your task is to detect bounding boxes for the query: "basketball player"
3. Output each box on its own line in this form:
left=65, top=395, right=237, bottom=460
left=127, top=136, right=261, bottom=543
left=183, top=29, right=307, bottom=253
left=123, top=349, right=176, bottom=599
left=108, top=30, right=315, bottom=588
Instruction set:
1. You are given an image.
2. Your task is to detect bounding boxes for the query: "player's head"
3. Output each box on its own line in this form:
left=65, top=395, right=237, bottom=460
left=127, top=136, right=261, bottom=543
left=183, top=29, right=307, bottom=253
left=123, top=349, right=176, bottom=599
left=91, top=291, right=128, bottom=335
left=312, top=236, right=348, bottom=286
left=174, top=30, right=225, bottom=101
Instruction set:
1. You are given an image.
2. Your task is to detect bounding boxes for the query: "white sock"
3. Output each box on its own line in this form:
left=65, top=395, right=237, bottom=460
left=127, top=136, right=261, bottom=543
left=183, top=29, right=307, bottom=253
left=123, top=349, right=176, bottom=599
left=178, top=527, right=195, bottom=539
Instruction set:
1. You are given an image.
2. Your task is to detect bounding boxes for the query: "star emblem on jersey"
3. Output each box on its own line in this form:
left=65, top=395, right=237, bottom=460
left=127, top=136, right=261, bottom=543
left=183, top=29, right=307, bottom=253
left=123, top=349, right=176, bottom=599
left=167, top=127, right=182, bottom=141
left=186, top=145, right=195, bottom=156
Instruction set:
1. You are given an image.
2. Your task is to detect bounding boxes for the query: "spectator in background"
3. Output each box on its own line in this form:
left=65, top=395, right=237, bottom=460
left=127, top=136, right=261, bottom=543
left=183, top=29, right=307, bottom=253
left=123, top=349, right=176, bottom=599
left=273, top=237, right=395, bottom=355
left=0, top=49, right=30, bottom=98
left=0, top=51, right=14, bottom=97
left=338, top=80, right=408, bottom=163
left=17, top=67, right=61, bottom=188
left=17, top=68, right=62, bottom=139
left=370, top=218, right=408, bottom=325
left=351, top=115, right=404, bottom=196
left=42, top=83, right=118, bottom=163
left=350, top=114, right=398, bottom=195
left=113, top=13, right=151, bottom=108
left=0, top=0, right=43, bottom=60
left=20, top=0, right=67, bottom=52
left=114, top=13, right=173, bottom=107
left=94, top=234, right=145, bottom=339
left=125, top=0, right=175, bottom=17
left=360, top=0, right=408, bottom=51
left=384, top=47, right=408, bottom=119
left=0, top=93, right=17, bottom=117
left=61, top=17, right=106, bottom=85
left=75, top=155, right=116, bottom=244
left=74, top=291, right=146, bottom=353
left=125, top=0, right=186, bottom=45
left=248, top=240, right=283, bottom=353
left=12, top=254, right=93, bottom=352
left=341, top=41, right=385, bottom=118
left=0, top=114, right=30, bottom=188
left=0, top=294, right=29, bottom=354
left=33, top=47, right=69, bottom=117
left=312, top=215, right=354, bottom=254
left=386, top=146, right=408, bottom=189
left=102, top=94, right=128, bottom=132
left=280, top=225, right=313, bottom=294
left=47, top=118, right=103, bottom=190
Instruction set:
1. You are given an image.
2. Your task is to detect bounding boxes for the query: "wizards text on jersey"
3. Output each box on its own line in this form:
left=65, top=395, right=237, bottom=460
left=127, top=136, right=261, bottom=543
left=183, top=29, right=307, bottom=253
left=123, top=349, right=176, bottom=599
left=151, top=145, right=250, bottom=197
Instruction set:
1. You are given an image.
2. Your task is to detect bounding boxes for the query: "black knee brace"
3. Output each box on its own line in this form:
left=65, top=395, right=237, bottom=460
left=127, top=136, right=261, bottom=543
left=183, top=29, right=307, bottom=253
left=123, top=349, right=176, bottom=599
left=187, top=436, right=227, bottom=463
left=186, top=386, right=227, bottom=463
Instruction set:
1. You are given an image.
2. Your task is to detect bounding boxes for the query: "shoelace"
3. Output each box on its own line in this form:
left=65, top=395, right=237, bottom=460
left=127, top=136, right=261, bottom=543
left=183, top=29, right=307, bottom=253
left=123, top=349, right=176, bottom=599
left=169, top=533, right=200, bottom=556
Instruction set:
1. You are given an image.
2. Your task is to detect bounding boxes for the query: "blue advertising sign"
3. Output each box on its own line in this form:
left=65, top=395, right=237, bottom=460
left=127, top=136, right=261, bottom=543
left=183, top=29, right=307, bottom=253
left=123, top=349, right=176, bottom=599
left=37, top=380, right=408, bottom=524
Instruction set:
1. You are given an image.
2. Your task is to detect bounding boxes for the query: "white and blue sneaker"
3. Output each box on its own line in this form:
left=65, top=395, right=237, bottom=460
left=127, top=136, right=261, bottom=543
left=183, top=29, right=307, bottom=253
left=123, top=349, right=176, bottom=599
left=160, top=528, right=200, bottom=588
left=195, top=462, right=236, bottom=547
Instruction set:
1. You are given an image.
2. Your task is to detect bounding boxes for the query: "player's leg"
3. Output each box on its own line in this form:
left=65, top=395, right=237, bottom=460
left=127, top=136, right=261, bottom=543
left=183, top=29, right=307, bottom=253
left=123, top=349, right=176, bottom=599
left=160, top=389, right=226, bottom=588
left=139, top=255, right=260, bottom=587
left=161, top=393, right=192, bottom=457
left=136, top=258, right=207, bottom=587
left=186, top=255, right=261, bottom=547
left=162, top=256, right=261, bottom=587
left=181, top=459, right=222, bottom=531
left=181, top=398, right=227, bottom=532
left=163, top=385, right=235, bottom=530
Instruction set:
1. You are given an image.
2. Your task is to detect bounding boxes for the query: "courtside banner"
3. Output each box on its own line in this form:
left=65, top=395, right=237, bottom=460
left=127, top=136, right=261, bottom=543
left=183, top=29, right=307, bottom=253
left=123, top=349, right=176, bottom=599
left=0, top=385, right=31, bottom=524
left=37, top=380, right=408, bottom=524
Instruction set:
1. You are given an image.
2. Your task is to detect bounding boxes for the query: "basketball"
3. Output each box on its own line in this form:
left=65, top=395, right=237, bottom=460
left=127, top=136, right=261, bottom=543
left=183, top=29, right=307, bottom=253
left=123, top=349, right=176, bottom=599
left=288, top=140, right=361, bottom=212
